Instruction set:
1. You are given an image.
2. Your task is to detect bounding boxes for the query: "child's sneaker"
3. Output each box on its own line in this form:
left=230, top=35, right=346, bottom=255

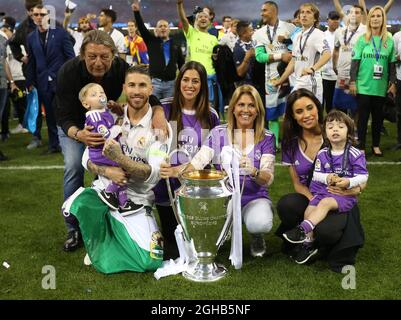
left=119, top=200, right=144, bottom=217
left=294, top=245, right=318, bottom=264
left=98, top=190, right=119, bottom=210
left=282, top=225, right=306, bottom=244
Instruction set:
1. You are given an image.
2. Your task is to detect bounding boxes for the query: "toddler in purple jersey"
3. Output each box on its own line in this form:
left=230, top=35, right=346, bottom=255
left=283, top=110, right=368, bottom=263
left=79, top=83, right=143, bottom=216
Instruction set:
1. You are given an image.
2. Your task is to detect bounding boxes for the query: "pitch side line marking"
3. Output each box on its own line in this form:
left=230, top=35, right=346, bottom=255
left=1, top=162, right=401, bottom=170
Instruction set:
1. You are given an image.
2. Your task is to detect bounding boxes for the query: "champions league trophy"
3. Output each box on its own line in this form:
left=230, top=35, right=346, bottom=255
left=175, top=169, right=233, bottom=282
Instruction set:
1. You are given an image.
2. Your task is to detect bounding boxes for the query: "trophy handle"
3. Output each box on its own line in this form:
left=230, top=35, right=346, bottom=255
left=223, top=176, right=233, bottom=193
left=216, top=198, right=233, bottom=249
left=165, top=147, right=192, bottom=241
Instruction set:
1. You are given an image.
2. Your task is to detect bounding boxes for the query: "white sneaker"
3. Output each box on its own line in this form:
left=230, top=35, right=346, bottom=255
left=250, top=234, right=266, bottom=258
left=10, top=124, right=29, bottom=134
left=26, top=138, right=42, bottom=150
left=84, top=253, right=92, bottom=266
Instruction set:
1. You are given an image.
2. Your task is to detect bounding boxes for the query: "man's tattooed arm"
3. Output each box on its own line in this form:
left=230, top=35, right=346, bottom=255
left=103, top=139, right=151, bottom=181
left=87, top=160, right=107, bottom=176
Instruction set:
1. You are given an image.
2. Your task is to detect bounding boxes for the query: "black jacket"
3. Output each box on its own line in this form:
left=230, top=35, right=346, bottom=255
left=8, top=17, right=37, bottom=62
left=55, top=56, right=129, bottom=135
left=134, top=11, right=184, bottom=81
left=55, top=56, right=161, bottom=135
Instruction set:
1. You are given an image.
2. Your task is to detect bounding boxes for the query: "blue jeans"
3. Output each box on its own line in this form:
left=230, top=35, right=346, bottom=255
left=34, top=88, right=59, bottom=150
left=207, top=74, right=224, bottom=116
left=0, top=88, right=8, bottom=119
left=58, top=126, right=85, bottom=231
left=151, top=78, right=175, bottom=100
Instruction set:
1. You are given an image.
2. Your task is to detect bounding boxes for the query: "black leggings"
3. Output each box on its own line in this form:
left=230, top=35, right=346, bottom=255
left=155, top=205, right=178, bottom=243
left=276, top=193, right=347, bottom=246
left=323, top=79, right=336, bottom=114
left=357, top=94, right=385, bottom=149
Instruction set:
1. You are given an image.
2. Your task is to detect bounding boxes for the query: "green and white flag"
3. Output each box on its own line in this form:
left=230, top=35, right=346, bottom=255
left=63, top=187, right=163, bottom=274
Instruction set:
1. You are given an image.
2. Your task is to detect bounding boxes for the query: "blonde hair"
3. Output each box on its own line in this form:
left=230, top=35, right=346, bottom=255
left=365, top=6, right=388, bottom=43
left=227, top=85, right=265, bottom=144
left=78, top=83, right=100, bottom=104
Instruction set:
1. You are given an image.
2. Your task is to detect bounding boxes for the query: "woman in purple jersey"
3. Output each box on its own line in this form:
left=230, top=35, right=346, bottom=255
left=283, top=110, right=368, bottom=264
left=161, top=85, right=275, bottom=258
left=277, top=89, right=366, bottom=272
left=154, top=61, right=220, bottom=259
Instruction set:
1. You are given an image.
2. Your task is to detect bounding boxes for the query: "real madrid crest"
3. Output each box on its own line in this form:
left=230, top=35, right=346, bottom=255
left=137, top=136, right=146, bottom=148
left=315, top=158, right=321, bottom=171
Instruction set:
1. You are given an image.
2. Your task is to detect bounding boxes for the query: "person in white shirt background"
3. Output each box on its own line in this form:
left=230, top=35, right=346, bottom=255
left=322, top=10, right=340, bottom=115
left=272, top=2, right=331, bottom=104
left=98, top=8, right=126, bottom=60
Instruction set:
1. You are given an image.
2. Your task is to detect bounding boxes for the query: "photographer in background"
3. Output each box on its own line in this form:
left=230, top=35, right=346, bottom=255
left=1, top=16, right=29, bottom=136
left=0, top=15, right=18, bottom=159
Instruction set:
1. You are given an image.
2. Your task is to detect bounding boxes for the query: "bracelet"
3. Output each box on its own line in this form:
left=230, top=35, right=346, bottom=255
left=73, top=129, right=80, bottom=141
left=251, top=168, right=259, bottom=180
left=310, top=67, right=315, bottom=73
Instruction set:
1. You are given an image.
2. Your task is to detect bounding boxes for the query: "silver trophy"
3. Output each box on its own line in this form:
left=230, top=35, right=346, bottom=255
left=175, top=169, right=233, bottom=282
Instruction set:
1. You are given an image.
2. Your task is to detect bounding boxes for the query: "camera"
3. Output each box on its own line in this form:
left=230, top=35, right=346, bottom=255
left=10, top=88, right=26, bottom=101
left=193, top=6, right=203, bottom=15
left=187, top=6, right=203, bottom=26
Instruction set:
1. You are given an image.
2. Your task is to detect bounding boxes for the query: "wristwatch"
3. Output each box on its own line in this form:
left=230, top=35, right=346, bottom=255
left=252, top=168, right=259, bottom=180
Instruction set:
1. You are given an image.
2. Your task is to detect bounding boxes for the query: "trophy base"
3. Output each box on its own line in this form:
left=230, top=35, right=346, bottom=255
left=183, top=261, right=227, bottom=282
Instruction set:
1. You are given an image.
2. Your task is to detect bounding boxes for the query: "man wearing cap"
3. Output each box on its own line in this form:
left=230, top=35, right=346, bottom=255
left=1, top=16, right=29, bottom=135
left=0, top=16, right=18, bottom=160
left=63, top=11, right=94, bottom=56
left=322, top=11, right=340, bottom=114
left=8, top=0, right=43, bottom=71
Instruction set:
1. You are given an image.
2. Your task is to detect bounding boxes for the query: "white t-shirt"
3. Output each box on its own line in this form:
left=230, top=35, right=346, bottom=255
left=99, top=27, right=126, bottom=54
left=393, top=30, right=401, bottom=81
left=253, top=21, right=295, bottom=82
left=218, top=32, right=239, bottom=52
left=292, top=26, right=330, bottom=89
left=6, top=45, right=25, bottom=81
left=334, top=23, right=366, bottom=80
left=322, top=29, right=337, bottom=81
left=69, top=29, right=83, bottom=56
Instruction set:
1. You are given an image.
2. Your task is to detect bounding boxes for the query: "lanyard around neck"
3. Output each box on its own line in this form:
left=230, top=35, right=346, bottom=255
left=344, top=27, right=356, bottom=46
left=266, top=21, right=279, bottom=44
left=372, top=36, right=382, bottom=62
left=328, top=142, right=351, bottom=177
left=299, top=27, right=314, bottom=56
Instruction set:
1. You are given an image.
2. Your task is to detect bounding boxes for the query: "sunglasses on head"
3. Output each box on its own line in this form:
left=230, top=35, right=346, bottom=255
left=33, top=13, right=48, bottom=17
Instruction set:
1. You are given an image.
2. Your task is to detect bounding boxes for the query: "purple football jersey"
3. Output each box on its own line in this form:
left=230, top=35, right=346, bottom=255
left=154, top=102, right=220, bottom=204
left=206, top=124, right=276, bottom=208
left=282, top=138, right=315, bottom=187
left=85, top=110, right=118, bottom=167
left=309, top=146, right=368, bottom=211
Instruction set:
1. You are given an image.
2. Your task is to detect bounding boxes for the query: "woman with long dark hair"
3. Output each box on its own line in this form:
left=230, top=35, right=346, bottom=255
left=277, top=88, right=366, bottom=271
left=154, top=61, right=220, bottom=259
